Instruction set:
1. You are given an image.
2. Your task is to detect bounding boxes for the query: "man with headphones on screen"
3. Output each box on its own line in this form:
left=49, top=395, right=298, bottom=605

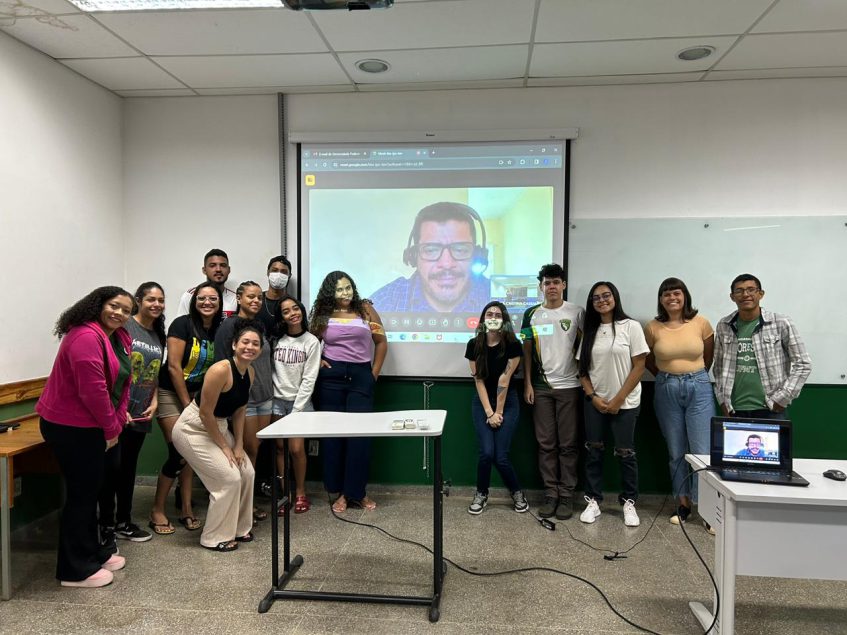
left=370, top=201, right=491, bottom=312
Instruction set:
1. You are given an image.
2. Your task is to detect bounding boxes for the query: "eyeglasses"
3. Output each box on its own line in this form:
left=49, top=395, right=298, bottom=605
left=417, top=242, right=474, bottom=261
left=591, top=292, right=613, bottom=303
left=484, top=312, right=502, bottom=319
left=196, top=295, right=220, bottom=304
left=731, top=287, right=761, bottom=298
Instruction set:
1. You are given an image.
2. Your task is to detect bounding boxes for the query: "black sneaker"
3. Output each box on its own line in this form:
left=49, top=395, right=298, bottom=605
left=669, top=505, right=692, bottom=525
left=99, top=526, right=118, bottom=555
left=115, top=522, right=153, bottom=543
left=555, top=497, right=573, bottom=520
left=538, top=496, right=558, bottom=518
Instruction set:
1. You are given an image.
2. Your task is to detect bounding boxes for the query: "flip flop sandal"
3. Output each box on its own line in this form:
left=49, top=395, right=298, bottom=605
left=235, top=531, right=254, bottom=543
left=253, top=507, right=268, bottom=522
left=148, top=519, right=175, bottom=535
left=294, top=496, right=311, bottom=514
left=202, top=541, right=238, bottom=552
left=178, top=516, right=202, bottom=531
left=348, top=497, right=377, bottom=511
left=331, top=496, right=347, bottom=513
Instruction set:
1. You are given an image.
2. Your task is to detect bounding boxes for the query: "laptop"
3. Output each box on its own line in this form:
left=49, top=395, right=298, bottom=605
left=710, top=416, right=809, bottom=487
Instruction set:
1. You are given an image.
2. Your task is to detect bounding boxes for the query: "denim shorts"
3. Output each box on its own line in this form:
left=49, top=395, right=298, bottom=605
left=272, top=398, right=314, bottom=417
left=246, top=399, right=273, bottom=418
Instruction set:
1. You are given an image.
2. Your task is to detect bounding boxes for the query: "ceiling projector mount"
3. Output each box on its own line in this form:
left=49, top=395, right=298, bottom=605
left=283, top=0, right=393, bottom=9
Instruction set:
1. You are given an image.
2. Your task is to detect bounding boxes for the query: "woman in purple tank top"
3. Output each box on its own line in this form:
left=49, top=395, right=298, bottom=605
left=309, top=271, right=388, bottom=512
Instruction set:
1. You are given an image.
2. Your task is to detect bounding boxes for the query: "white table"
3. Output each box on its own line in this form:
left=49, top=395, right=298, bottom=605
left=256, top=409, right=447, bottom=622
left=685, top=454, right=847, bottom=634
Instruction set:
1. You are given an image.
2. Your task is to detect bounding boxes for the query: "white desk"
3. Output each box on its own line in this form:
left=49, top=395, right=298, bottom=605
left=256, top=409, right=447, bottom=622
left=685, top=454, right=847, bottom=634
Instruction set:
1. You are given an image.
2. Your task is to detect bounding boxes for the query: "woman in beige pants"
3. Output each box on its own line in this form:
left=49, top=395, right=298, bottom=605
left=173, top=319, right=261, bottom=551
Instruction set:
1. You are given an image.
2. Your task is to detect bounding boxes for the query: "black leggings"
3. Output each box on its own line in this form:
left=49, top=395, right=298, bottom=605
left=97, top=427, right=148, bottom=527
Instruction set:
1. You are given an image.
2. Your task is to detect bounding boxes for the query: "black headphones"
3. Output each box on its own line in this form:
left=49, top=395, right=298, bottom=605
left=402, top=202, right=488, bottom=272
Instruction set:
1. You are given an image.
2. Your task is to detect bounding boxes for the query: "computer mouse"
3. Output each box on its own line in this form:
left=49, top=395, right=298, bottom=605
left=823, top=469, right=847, bottom=482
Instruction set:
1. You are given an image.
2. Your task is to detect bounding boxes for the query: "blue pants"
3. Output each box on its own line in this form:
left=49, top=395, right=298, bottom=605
left=583, top=405, right=639, bottom=503
left=316, top=360, right=374, bottom=502
left=654, top=369, right=714, bottom=501
left=472, top=390, right=521, bottom=494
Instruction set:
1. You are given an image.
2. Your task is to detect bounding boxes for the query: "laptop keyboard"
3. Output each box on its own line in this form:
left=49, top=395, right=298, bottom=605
left=723, top=467, right=788, bottom=479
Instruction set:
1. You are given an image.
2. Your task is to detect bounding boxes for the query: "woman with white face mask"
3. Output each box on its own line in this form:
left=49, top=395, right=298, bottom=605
left=464, top=301, right=528, bottom=516
left=259, top=255, right=291, bottom=336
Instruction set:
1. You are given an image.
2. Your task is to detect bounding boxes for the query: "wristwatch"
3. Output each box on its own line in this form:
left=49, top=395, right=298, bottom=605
left=585, top=392, right=595, bottom=402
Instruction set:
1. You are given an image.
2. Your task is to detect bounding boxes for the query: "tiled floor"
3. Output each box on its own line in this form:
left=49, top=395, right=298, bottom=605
left=2, top=486, right=847, bottom=634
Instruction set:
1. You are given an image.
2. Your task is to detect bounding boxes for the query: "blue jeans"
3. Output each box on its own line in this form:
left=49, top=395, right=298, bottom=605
left=316, top=360, right=375, bottom=501
left=583, top=405, right=639, bottom=503
left=654, top=369, right=715, bottom=502
left=471, top=390, right=521, bottom=494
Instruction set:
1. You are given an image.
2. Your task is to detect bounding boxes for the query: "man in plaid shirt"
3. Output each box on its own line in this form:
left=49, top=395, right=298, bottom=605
left=713, top=274, right=811, bottom=419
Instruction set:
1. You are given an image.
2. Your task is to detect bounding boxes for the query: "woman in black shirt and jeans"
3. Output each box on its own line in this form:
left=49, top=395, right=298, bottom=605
left=464, top=301, right=528, bottom=515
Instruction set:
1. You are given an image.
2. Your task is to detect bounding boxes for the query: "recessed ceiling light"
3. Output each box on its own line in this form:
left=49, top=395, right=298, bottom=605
left=677, top=46, right=715, bottom=62
left=66, top=0, right=282, bottom=11
left=356, top=59, right=390, bottom=74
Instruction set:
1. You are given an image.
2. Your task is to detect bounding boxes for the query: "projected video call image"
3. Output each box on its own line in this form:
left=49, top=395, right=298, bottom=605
left=309, top=186, right=554, bottom=340
left=722, top=428, right=780, bottom=464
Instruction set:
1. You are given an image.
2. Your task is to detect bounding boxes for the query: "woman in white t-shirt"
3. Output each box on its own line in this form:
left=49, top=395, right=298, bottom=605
left=577, top=282, right=649, bottom=528
left=271, top=297, right=321, bottom=514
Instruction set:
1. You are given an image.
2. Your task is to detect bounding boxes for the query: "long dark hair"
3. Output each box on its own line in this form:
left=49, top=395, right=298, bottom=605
left=309, top=271, right=367, bottom=337
left=54, top=286, right=133, bottom=338
left=655, top=277, right=699, bottom=322
left=274, top=296, right=310, bottom=339
left=471, top=301, right=518, bottom=380
left=133, top=281, right=166, bottom=346
left=188, top=281, right=223, bottom=339
left=578, top=281, right=631, bottom=376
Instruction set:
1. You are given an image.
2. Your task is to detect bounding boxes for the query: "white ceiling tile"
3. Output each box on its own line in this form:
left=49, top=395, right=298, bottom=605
left=61, top=56, right=186, bottom=89
left=753, top=0, right=847, bottom=33
left=705, top=67, right=847, bottom=81
left=193, top=84, right=354, bottom=94
left=535, top=0, right=773, bottom=42
left=94, top=9, right=325, bottom=55
left=153, top=53, right=350, bottom=88
left=717, top=32, right=847, bottom=70
left=116, top=87, right=197, bottom=96
left=312, top=0, right=535, bottom=51
left=528, top=72, right=704, bottom=87
left=1, top=14, right=136, bottom=57
left=531, top=37, right=737, bottom=77
left=338, top=45, right=528, bottom=84
left=357, top=78, right=525, bottom=92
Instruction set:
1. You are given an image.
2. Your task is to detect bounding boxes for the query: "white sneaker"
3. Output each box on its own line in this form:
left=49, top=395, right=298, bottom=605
left=579, top=496, right=601, bottom=524
left=622, top=499, right=640, bottom=527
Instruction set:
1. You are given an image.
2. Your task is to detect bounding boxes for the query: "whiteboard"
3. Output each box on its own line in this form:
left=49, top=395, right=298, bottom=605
left=568, top=216, right=846, bottom=384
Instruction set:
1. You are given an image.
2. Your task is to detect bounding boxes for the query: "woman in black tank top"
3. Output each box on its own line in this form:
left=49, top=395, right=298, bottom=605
left=171, top=320, right=263, bottom=551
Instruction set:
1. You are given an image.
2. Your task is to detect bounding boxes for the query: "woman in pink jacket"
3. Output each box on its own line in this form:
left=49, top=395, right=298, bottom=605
left=36, top=286, right=135, bottom=589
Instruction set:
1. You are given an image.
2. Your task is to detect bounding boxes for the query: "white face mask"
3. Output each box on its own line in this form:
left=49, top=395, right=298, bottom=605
left=268, top=272, right=289, bottom=290
left=484, top=318, right=503, bottom=331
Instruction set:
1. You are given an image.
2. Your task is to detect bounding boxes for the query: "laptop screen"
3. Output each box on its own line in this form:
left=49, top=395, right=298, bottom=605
left=720, top=420, right=781, bottom=466
left=711, top=416, right=794, bottom=471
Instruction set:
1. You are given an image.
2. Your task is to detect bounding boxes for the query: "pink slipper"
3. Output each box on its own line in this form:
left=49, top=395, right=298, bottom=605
left=103, top=554, right=126, bottom=572
left=60, top=568, right=113, bottom=588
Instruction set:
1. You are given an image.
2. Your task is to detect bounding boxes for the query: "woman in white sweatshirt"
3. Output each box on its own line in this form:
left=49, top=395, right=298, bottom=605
left=271, top=297, right=321, bottom=513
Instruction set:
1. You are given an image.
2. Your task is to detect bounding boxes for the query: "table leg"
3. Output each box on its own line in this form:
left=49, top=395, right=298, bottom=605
left=1, top=456, right=10, bottom=601
left=429, top=436, right=444, bottom=623
left=690, top=489, right=736, bottom=634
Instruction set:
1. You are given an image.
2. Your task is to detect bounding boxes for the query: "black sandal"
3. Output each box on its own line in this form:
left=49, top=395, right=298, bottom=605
left=202, top=541, right=238, bottom=552
left=235, top=531, right=254, bottom=543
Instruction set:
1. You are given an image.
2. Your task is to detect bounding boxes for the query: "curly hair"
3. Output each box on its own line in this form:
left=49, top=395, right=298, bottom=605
left=133, top=282, right=166, bottom=346
left=309, top=271, right=367, bottom=337
left=54, top=286, right=134, bottom=338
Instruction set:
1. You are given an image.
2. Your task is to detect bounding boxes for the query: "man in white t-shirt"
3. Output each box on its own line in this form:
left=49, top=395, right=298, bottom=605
left=175, top=248, right=238, bottom=318
left=521, top=264, right=584, bottom=520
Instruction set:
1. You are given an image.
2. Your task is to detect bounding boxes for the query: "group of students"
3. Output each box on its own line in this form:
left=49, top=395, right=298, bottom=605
left=36, top=249, right=387, bottom=588
left=464, top=264, right=812, bottom=534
